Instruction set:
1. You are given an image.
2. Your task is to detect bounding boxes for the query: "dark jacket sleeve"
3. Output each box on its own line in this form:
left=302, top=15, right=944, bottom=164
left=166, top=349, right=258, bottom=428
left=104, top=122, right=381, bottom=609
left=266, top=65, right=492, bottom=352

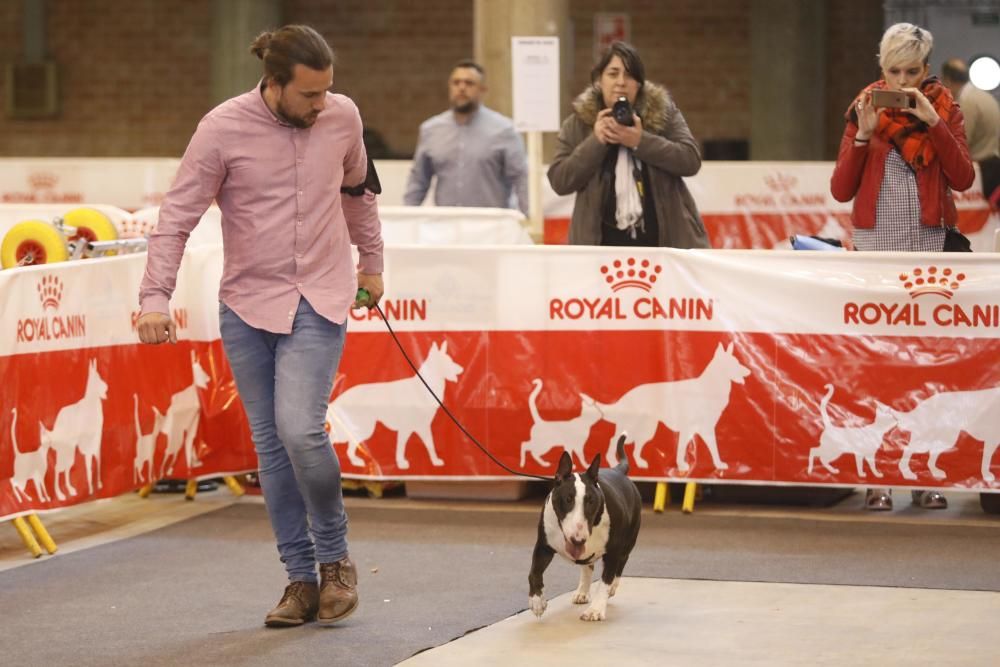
left=632, top=106, right=701, bottom=177
left=547, top=115, right=608, bottom=195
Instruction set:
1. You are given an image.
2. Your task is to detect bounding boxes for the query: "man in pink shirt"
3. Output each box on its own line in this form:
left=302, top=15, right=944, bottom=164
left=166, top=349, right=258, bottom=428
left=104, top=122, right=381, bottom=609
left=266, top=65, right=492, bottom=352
left=137, top=25, right=384, bottom=628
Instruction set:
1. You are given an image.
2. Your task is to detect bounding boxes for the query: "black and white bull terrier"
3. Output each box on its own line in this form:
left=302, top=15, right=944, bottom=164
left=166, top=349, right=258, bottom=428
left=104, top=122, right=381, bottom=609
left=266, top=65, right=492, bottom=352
left=528, top=435, right=641, bottom=621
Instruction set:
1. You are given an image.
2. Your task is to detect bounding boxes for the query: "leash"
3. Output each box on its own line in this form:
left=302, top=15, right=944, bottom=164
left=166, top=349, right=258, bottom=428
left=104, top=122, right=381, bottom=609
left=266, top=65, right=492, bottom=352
left=358, top=290, right=549, bottom=482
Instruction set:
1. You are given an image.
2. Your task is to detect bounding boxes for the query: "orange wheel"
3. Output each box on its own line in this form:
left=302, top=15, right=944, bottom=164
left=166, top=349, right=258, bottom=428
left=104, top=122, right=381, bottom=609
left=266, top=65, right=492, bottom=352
left=1, top=220, right=69, bottom=268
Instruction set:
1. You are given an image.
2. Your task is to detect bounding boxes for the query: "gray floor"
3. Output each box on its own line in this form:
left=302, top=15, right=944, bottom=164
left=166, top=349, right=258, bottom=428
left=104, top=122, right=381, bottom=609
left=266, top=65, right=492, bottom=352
left=3, top=490, right=999, bottom=666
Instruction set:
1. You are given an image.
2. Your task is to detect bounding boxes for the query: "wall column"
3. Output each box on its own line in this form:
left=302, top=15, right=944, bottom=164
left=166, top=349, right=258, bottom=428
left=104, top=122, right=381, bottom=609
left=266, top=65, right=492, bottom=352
left=211, top=0, right=283, bottom=106
left=751, top=0, right=828, bottom=159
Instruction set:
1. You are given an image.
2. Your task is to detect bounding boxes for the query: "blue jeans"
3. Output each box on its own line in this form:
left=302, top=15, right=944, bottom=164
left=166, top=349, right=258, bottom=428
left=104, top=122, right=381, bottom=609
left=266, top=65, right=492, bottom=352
left=220, top=298, right=347, bottom=583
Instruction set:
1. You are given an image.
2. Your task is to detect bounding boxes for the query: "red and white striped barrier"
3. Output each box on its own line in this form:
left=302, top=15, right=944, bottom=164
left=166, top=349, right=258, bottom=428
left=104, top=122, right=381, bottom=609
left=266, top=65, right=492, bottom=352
left=2, top=244, right=999, bottom=520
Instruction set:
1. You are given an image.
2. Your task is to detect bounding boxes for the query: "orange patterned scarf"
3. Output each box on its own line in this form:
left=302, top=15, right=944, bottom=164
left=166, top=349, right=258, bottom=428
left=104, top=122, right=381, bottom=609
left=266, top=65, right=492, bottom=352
left=846, top=77, right=954, bottom=170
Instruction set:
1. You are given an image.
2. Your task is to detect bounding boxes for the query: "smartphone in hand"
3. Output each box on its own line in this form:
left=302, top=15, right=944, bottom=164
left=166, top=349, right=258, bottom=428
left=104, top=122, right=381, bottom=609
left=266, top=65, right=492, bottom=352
left=870, top=89, right=915, bottom=109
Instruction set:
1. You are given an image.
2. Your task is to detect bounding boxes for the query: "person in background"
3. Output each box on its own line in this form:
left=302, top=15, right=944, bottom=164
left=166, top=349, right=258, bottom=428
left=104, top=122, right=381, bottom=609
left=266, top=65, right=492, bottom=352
left=137, top=25, right=384, bottom=626
left=404, top=59, right=529, bottom=216
left=941, top=57, right=1000, bottom=202
left=830, top=23, right=974, bottom=511
left=547, top=40, right=709, bottom=249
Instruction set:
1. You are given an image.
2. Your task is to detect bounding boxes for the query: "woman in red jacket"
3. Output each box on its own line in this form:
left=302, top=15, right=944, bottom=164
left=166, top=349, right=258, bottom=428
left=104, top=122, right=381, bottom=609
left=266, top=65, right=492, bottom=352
left=830, top=22, right=974, bottom=511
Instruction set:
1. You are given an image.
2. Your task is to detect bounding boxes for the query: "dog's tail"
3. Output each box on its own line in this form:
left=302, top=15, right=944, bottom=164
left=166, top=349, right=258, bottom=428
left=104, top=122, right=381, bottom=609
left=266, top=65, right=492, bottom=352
left=612, top=434, right=629, bottom=475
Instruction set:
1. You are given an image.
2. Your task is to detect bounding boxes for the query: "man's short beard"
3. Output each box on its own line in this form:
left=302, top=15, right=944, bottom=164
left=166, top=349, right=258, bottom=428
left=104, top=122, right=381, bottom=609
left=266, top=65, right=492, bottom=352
left=278, top=99, right=316, bottom=129
left=452, top=100, right=479, bottom=114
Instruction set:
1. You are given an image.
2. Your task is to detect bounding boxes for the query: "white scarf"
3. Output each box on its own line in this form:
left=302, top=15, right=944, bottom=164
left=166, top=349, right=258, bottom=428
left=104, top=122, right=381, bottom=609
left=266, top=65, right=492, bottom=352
left=614, top=146, right=643, bottom=235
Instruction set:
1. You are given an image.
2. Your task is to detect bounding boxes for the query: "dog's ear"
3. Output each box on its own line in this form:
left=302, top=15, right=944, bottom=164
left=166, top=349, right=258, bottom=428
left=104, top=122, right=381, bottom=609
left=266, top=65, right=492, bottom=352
left=586, top=453, right=601, bottom=482
left=555, top=451, right=573, bottom=481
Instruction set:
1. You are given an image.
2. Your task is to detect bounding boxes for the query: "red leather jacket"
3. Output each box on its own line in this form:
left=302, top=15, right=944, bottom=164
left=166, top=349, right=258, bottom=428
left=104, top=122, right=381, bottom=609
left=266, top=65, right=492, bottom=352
left=830, top=107, right=975, bottom=229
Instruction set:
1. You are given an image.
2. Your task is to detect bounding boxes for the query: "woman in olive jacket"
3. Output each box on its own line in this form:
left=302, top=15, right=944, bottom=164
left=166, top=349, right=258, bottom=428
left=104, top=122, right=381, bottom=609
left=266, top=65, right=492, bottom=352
left=548, top=41, right=710, bottom=249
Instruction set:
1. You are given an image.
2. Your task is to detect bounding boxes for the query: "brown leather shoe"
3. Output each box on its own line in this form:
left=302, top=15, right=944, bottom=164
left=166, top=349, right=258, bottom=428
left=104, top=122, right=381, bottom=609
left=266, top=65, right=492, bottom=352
left=318, top=556, right=359, bottom=625
left=264, top=581, right=319, bottom=627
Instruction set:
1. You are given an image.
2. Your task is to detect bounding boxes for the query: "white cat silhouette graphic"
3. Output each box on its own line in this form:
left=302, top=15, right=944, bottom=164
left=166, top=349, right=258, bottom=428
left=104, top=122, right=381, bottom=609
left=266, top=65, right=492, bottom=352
left=598, top=342, right=750, bottom=470
left=519, top=378, right=603, bottom=469
left=807, top=384, right=894, bottom=478
left=326, top=340, right=463, bottom=470
left=893, top=386, right=1000, bottom=481
left=9, top=408, right=52, bottom=503
left=40, top=358, right=108, bottom=500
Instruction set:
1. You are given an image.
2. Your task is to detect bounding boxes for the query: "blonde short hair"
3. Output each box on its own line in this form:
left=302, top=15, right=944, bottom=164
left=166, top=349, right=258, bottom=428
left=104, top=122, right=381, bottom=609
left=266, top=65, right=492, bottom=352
left=878, top=23, right=933, bottom=69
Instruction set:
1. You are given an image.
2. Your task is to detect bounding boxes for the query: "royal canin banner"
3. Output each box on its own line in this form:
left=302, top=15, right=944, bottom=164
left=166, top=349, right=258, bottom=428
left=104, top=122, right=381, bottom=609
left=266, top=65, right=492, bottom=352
left=2, top=244, right=999, bottom=521
left=541, top=162, right=998, bottom=251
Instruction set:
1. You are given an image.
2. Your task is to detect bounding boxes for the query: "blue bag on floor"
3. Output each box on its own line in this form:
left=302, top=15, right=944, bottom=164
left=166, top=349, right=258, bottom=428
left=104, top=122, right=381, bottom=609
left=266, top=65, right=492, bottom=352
left=790, top=235, right=845, bottom=251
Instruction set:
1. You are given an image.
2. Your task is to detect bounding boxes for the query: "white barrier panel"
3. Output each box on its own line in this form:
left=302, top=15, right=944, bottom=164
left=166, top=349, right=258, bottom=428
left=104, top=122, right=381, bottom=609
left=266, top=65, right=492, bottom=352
left=2, top=244, right=999, bottom=520
left=128, top=205, right=533, bottom=247
left=2, top=158, right=996, bottom=251
left=0, top=158, right=180, bottom=209
left=131, top=206, right=224, bottom=247
left=379, top=206, right=531, bottom=244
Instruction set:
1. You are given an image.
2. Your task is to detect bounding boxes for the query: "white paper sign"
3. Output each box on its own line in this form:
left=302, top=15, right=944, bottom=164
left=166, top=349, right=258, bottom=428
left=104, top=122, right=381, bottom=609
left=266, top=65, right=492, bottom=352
left=511, top=37, right=560, bottom=132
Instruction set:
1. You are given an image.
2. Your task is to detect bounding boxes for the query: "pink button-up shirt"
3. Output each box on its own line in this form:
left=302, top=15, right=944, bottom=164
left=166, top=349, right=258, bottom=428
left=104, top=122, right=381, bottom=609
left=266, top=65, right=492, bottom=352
left=139, top=84, right=383, bottom=333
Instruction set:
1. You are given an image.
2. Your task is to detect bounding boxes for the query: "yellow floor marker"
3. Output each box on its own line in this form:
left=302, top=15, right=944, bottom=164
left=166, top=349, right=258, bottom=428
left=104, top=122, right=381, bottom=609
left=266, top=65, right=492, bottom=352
left=681, top=482, right=698, bottom=513
left=12, top=517, right=43, bottom=558
left=184, top=479, right=199, bottom=501
left=653, top=482, right=670, bottom=512
left=26, top=514, right=57, bottom=554
left=138, top=483, right=154, bottom=498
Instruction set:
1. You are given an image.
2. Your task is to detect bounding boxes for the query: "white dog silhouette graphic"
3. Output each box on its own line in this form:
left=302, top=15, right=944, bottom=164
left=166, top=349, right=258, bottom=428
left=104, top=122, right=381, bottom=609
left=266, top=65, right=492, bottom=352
left=598, top=342, right=750, bottom=470
left=9, top=408, right=52, bottom=503
left=41, top=358, right=108, bottom=500
left=893, top=385, right=1000, bottom=481
left=326, top=340, right=464, bottom=470
left=159, top=351, right=210, bottom=478
left=807, top=384, right=894, bottom=478
left=519, top=378, right=603, bottom=469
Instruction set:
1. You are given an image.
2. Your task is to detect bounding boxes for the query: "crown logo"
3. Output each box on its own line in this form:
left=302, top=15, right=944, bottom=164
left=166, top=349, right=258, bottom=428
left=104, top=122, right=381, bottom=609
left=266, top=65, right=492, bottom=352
left=37, top=275, right=63, bottom=311
left=28, top=172, right=58, bottom=190
left=764, top=172, right=797, bottom=192
left=600, top=257, right=662, bottom=292
left=118, top=217, right=156, bottom=239
left=898, top=266, right=965, bottom=299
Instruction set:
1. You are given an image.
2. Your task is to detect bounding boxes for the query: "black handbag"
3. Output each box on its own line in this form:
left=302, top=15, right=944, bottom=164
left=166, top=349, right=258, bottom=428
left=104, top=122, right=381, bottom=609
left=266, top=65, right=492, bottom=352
left=943, top=226, right=972, bottom=252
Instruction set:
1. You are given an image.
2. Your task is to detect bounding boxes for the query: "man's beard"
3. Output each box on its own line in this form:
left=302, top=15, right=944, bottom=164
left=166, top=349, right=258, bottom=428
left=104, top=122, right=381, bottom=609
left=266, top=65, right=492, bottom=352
left=277, top=99, right=319, bottom=128
left=451, top=100, right=479, bottom=114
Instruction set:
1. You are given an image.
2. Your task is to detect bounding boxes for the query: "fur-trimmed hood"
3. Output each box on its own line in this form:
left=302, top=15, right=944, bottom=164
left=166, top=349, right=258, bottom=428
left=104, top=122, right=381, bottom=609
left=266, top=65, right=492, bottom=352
left=571, top=81, right=673, bottom=134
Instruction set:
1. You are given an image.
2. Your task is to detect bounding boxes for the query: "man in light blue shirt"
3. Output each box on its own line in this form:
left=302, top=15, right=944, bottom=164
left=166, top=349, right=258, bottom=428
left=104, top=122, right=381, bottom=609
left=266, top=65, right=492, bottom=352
left=404, top=60, right=529, bottom=216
